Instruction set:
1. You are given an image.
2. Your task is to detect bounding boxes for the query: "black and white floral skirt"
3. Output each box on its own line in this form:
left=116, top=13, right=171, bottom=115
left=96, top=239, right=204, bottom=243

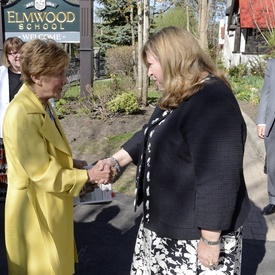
left=0, top=138, right=7, bottom=188
left=130, top=219, right=243, bottom=275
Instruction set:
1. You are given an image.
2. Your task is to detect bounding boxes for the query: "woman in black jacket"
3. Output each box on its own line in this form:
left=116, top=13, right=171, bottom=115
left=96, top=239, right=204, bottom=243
left=105, top=26, right=250, bottom=274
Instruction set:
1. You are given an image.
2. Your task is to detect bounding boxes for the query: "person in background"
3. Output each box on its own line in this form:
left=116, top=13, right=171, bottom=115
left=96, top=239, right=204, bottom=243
left=104, top=27, right=250, bottom=274
left=257, top=58, right=275, bottom=215
left=3, top=38, right=116, bottom=275
left=0, top=37, right=24, bottom=201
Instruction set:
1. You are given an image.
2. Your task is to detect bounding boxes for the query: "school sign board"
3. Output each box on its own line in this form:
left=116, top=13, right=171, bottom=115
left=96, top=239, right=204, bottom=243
left=3, top=0, right=80, bottom=42
left=0, top=0, right=94, bottom=96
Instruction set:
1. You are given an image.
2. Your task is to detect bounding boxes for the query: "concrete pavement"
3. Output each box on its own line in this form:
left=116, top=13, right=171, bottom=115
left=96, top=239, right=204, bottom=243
left=0, top=111, right=275, bottom=275
left=241, top=112, right=275, bottom=275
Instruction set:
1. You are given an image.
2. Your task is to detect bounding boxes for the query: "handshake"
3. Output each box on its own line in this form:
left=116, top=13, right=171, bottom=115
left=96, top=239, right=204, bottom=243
left=74, top=157, right=121, bottom=193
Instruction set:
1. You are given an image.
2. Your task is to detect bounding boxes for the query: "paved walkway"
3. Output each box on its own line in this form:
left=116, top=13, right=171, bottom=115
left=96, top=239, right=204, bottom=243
left=242, top=112, right=275, bottom=241
left=0, top=111, right=275, bottom=275
left=241, top=112, right=275, bottom=275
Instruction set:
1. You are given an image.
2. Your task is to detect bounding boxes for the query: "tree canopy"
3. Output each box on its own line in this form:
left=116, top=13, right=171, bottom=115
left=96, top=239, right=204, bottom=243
left=95, top=0, right=138, bottom=50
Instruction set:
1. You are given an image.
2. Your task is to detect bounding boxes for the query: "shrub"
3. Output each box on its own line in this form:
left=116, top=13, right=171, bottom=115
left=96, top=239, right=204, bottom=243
left=228, top=64, right=248, bottom=78
left=248, top=57, right=267, bottom=78
left=105, top=46, right=134, bottom=77
left=107, top=92, right=140, bottom=114
left=56, top=75, right=140, bottom=119
left=108, top=74, right=135, bottom=93
left=227, top=62, right=264, bottom=104
left=229, top=75, right=263, bottom=104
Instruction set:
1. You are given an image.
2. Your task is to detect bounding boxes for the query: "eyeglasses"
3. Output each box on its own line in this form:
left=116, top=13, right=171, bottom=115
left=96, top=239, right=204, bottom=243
left=8, top=52, right=19, bottom=57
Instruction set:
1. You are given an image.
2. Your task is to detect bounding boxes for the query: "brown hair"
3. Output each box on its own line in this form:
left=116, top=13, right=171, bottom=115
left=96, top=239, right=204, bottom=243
left=141, top=26, right=230, bottom=109
left=2, top=37, right=24, bottom=67
left=19, top=39, right=70, bottom=85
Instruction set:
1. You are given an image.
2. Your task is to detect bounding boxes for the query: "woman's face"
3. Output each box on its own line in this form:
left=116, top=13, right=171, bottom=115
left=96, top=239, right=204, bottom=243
left=39, top=70, right=68, bottom=99
left=7, top=48, right=21, bottom=73
left=146, top=52, right=164, bottom=90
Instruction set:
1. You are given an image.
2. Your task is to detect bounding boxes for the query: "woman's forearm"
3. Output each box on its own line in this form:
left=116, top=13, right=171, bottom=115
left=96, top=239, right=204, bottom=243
left=111, top=148, right=133, bottom=168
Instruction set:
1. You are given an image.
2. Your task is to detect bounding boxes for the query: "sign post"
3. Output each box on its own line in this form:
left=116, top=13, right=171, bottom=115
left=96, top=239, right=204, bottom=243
left=79, top=0, right=93, bottom=97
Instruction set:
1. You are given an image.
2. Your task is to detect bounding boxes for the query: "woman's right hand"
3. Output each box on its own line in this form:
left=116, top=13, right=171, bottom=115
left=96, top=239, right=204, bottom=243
left=86, top=160, right=117, bottom=184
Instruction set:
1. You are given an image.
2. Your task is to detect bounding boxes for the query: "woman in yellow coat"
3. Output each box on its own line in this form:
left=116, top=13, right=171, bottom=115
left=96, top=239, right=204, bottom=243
left=3, top=39, right=115, bottom=275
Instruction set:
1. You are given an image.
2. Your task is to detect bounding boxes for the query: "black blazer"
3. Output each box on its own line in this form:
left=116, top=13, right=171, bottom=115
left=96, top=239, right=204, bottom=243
left=123, top=76, right=250, bottom=240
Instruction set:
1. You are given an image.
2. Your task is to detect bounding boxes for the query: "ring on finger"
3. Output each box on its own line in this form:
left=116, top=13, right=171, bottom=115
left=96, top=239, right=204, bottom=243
left=209, top=262, right=217, bottom=270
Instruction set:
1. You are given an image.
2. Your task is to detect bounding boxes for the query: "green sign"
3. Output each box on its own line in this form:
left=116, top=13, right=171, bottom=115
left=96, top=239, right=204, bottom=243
left=3, top=0, right=80, bottom=42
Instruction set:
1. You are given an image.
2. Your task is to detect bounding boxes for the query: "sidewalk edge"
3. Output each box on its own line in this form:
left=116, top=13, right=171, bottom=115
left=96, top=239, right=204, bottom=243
left=242, top=111, right=265, bottom=162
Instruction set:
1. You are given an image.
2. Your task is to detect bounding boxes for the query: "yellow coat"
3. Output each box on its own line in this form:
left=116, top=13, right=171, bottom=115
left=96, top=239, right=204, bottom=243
left=3, top=84, right=88, bottom=275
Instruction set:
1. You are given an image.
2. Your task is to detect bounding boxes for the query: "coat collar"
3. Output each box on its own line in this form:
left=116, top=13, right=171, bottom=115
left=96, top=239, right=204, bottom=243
left=148, top=107, right=173, bottom=128
left=19, top=84, right=72, bottom=156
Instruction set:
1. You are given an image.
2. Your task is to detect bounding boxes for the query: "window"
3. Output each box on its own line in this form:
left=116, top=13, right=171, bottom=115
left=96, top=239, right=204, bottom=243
left=244, top=28, right=267, bottom=54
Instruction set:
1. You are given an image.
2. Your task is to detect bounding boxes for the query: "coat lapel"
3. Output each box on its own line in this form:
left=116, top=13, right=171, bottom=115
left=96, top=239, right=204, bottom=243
left=135, top=107, right=173, bottom=209
left=20, top=85, right=72, bottom=157
left=147, top=108, right=173, bottom=129
left=39, top=114, right=72, bottom=157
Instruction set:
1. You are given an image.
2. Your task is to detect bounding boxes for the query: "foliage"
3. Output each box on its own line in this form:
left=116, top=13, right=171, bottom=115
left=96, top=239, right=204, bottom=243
left=152, top=0, right=226, bottom=63
left=227, top=63, right=264, bottom=105
left=55, top=75, right=138, bottom=119
left=228, top=58, right=267, bottom=79
left=95, top=0, right=138, bottom=51
left=56, top=66, right=264, bottom=121
left=147, top=90, right=162, bottom=105
left=105, top=45, right=134, bottom=76
left=107, top=92, right=141, bottom=114
left=108, top=74, right=136, bottom=93
left=261, top=31, right=275, bottom=59
left=227, top=64, right=248, bottom=78
left=215, top=52, right=227, bottom=72
left=154, top=6, right=197, bottom=32
left=247, top=57, right=267, bottom=78
left=207, top=0, right=226, bottom=49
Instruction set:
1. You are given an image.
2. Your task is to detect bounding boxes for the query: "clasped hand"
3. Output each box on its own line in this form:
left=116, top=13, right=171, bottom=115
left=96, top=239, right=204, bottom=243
left=86, top=158, right=118, bottom=186
left=73, top=158, right=118, bottom=192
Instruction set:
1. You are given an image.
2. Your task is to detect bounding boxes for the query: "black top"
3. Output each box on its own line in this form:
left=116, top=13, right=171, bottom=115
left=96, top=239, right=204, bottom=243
left=122, top=76, right=250, bottom=240
left=8, top=69, right=22, bottom=101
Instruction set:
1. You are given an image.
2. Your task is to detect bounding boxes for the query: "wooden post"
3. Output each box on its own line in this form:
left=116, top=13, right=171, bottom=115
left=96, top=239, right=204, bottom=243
left=79, top=0, right=93, bottom=97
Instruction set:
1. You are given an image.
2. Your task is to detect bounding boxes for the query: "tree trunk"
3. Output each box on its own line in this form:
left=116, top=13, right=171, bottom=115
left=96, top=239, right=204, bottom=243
left=186, top=4, right=189, bottom=32
left=142, top=0, right=150, bottom=106
left=198, top=0, right=209, bottom=50
left=137, top=0, right=143, bottom=99
left=130, top=6, right=137, bottom=83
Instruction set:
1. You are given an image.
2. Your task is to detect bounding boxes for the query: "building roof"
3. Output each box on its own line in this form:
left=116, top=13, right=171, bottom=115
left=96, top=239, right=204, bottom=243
left=240, top=0, right=275, bottom=28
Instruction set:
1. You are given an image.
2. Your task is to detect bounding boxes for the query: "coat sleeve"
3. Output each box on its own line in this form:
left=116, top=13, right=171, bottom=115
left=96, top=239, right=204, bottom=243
left=122, top=127, right=145, bottom=165
left=256, top=59, right=275, bottom=136
left=257, top=60, right=272, bottom=125
left=122, top=106, right=162, bottom=165
left=3, top=101, right=87, bottom=196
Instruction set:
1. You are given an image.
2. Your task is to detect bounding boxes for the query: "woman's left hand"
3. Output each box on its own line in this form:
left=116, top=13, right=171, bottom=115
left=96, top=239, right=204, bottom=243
left=73, top=159, right=88, bottom=169
left=197, top=236, right=220, bottom=269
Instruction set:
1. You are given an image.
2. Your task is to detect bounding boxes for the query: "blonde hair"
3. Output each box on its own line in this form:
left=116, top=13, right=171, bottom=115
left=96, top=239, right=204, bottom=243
left=141, top=26, right=230, bottom=109
left=2, top=37, right=24, bottom=67
left=19, top=39, right=70, bottom=85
